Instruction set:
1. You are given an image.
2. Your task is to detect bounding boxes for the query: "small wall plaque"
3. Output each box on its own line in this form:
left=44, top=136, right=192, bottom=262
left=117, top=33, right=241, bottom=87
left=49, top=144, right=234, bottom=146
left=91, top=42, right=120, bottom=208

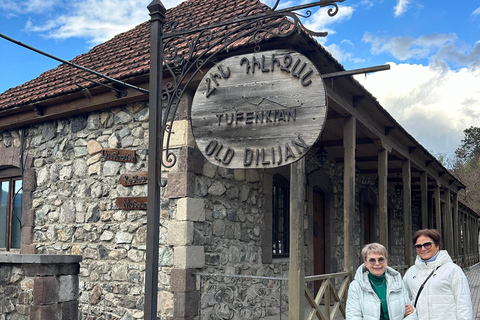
left=119, top=171, right=148, bottom=186
left=116, top=197, right=147, bottom=210
left=102, top=148, right=136, bottom=163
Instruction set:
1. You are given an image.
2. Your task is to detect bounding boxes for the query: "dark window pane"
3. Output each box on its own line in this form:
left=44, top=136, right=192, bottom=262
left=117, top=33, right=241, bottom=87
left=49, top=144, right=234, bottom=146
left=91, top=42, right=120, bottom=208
left=272, top=174, right=289, bottom=257
left=0, top=181, right=8, bottom=248
left=11, top=180, right=22, bottom=249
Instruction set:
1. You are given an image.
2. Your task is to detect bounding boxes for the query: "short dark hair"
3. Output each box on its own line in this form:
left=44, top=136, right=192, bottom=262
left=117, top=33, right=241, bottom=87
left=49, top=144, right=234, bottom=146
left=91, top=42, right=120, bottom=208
left=412, top=229, right=441, bottom=247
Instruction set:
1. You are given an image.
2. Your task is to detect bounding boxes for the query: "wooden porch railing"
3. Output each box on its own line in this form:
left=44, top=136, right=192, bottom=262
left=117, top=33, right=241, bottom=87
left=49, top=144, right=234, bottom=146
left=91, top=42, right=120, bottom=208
left=304, top=271, right=351, bottom=320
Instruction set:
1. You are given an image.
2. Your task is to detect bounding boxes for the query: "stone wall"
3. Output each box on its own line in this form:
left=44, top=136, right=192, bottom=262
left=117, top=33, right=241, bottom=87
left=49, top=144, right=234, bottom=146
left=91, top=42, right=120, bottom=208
left=0, top=254, right=81, bottom=320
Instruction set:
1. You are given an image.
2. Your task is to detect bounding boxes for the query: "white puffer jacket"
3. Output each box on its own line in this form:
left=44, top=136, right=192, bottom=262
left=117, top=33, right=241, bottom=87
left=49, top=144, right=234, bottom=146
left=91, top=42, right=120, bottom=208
left=403, top=250, right=472, bottom=320
left=346, top=265, right=417, bottom=320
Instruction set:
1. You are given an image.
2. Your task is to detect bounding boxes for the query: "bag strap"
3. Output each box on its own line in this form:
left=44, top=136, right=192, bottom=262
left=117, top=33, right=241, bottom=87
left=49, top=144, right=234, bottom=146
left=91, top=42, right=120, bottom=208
left=414, top=266, right=440, bottom=308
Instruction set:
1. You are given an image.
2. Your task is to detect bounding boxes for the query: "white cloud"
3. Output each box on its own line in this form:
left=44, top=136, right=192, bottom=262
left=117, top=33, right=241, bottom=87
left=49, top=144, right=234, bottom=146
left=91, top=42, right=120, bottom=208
left=394, top=0, right=410, bottom=17
left=363, top=32, right=480, bottom=69
left=0, top=0, right=60, bottom=13
left=363, top=32, right=457, bottom=60
left=472, top=7, right=480, bottom=16
left=325, top=43, right=365, bottom=64
left=20, top=0, right=184, bottom=45
left=304, top=5, right=354, bottom=36
left=354, top=62, right=480, bottom=153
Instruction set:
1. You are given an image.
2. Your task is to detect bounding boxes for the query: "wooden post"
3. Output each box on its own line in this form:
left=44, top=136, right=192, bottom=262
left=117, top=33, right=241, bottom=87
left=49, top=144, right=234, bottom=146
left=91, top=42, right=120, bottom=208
left=343, top=116, right=356, bottom=276
left=289, top=158, right=306, bottom=320
left=420, top=172, right=428, bottom=229
left=444, top=188, right=452, bottom=254
left=434, top=183, right=441, bottom=233
left=462, top=212, right=467, bottom=267
left=403, top=159, right=413, bottom=266
left=377, top=147, right=388, bottom=247
left=453, top=193, right=459, bottom=261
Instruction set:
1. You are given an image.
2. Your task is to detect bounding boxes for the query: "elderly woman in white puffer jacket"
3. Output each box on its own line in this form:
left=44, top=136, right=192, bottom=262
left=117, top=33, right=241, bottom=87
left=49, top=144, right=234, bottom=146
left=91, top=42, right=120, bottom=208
left=346, top=243, right=417, bottom=320
left=403, top=229, right=472, bottom=320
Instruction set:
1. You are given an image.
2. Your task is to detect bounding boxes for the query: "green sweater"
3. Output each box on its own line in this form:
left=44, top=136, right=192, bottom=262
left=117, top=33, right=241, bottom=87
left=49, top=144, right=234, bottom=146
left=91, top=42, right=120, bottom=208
left=368, top=272, right=389, bottom=320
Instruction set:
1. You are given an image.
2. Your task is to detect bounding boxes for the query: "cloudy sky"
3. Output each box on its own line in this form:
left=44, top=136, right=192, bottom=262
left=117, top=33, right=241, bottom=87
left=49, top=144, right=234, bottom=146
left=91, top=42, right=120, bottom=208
left=0, top=0, right=479, bottom=157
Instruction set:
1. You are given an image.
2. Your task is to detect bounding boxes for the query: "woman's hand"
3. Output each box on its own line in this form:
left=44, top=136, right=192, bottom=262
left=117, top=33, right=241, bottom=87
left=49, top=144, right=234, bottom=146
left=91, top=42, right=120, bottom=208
left=404, top=303, right=414, bottom=317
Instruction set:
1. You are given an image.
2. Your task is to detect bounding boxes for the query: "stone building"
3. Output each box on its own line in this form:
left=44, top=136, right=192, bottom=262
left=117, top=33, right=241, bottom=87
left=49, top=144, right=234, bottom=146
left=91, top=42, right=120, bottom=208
left=0, top=0, right=478, bottom=319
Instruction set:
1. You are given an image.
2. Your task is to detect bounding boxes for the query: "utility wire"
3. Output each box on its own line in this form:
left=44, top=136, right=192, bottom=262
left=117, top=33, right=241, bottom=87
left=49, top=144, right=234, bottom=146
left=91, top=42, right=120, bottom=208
left=0, top=33, right=149, bottom=94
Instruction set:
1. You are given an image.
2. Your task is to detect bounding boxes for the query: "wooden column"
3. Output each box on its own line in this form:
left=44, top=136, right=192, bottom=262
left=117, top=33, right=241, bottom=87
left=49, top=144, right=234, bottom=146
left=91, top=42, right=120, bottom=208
left=376, top=139, right=390, bottom=247
left=434, top=183, right=441, bottom=233
left=289, top=158, right=306, bottom=320
left=420, top=172, right=428, bottom=229
left=463, top=212, right=466, bottom=265
left=467, top=216, right=471, bottom=265
left=403, top=159, right=413, bottom=266
left=343, top=116, right=356, bottom=276
left=453, top=193, right=459, bottom=261
left=444, top=188, right=453, bottom=253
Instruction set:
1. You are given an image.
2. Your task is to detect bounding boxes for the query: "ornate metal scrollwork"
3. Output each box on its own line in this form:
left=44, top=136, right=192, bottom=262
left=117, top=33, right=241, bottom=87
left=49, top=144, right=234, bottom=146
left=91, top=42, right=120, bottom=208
left=158, top=0, right=345, bottom=168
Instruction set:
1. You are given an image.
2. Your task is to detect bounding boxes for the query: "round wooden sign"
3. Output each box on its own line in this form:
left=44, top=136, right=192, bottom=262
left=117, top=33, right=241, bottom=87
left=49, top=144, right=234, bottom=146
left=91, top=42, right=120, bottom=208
left=191, top=49, right=327, bottom=169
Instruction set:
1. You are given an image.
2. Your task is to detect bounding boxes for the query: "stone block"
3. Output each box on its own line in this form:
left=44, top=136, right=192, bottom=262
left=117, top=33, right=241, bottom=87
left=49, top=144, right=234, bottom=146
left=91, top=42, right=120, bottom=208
left=22, top=209, right=35, bottom=228
left=164, top=120, right=195, bottom=149
left=60, top=300, right=79, bottom=320
left=174, top=246, right=205, bottom=269
left=166, top=172, right=196, bottom=199
left=21, top=226, right=32, bottom=245
left=20, top=244, right=36, bottom=254
left=33, top=276, right=57, bottom=305
left=262, top=172, right=273, bottom=195
left=58, top=275, right=79, bottom=302
left=30, top=304, right=58, bottom=320
left=167, top=221, right=194, bottom=246
left=22, top=168, right=36, bottom=192
left=173, top=291, right=199, bottom=317
left=58, top=263, right=80, bottom=275
left=25, top=264, right=58, bottom=277
left=158, top=290, right=174, bottom=315
left=170, top=269, right=196, bottom=293
left=177, top=147, right=203, bottom=174
left=176, top=198, right=205, bottom=222
left=233, top=169, right=245, bottom=181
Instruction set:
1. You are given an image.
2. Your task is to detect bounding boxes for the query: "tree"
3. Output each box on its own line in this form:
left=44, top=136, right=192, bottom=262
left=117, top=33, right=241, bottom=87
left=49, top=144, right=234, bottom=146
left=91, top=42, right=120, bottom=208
left=453, top=126, right=480, bottom=212
left=455, top=126, right=480, bottom=160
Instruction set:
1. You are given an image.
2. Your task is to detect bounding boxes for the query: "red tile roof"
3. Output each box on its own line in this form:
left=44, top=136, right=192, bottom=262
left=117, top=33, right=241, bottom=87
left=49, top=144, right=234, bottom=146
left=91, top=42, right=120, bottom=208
left=0, top=0, right=275, bottom=111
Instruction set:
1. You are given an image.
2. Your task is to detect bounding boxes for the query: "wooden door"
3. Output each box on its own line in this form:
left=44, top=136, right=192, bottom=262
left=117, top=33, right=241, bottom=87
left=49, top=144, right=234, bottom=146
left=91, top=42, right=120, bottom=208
left=313, top=190, right=325, bottom=293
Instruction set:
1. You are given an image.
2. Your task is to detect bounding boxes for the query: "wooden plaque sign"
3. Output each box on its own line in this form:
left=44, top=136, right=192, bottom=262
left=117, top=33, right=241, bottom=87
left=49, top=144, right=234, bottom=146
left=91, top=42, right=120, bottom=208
left=102, top=148, right=136, bottom=163
left=119, top=171, right=148, bottom=186
left=191, top=49, right=327, bottom=169
left=116, top=197, right=147, bottom=210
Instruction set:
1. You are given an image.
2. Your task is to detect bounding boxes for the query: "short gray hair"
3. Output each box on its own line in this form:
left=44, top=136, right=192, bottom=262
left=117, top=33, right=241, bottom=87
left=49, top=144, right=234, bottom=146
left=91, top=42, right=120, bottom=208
left=361, top=243, right=388, bottom=261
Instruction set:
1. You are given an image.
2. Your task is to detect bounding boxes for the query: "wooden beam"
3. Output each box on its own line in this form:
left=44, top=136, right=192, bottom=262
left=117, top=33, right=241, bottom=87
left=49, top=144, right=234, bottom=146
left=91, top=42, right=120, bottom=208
left=403, top=159, right=413, bottom=266
left=444, top=189, right=453, bottom=253
left=0, top=82, right=149, bottom=130
left=453, top=193, right=459, bottom=262
left=289, top=158, right=306, bottom=320
left=421, top=172, right=428, bottom=229
left=378, top=148, right=388, bottom=247
left=326, top=87, right=464, bottom=194
left=343, top=116, right=356, bottom=276
left=434, top=183, right=442, bottom=236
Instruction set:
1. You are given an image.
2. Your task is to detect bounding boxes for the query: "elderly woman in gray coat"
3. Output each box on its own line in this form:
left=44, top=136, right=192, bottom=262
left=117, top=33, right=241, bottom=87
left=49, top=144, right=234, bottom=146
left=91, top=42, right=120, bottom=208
left=346, top=243, right=417, bottom=320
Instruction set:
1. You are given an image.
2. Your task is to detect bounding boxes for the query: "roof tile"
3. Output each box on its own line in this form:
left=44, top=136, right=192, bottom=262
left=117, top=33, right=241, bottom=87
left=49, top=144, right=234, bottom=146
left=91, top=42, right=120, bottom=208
left=0, top=0, right=287, bottom=111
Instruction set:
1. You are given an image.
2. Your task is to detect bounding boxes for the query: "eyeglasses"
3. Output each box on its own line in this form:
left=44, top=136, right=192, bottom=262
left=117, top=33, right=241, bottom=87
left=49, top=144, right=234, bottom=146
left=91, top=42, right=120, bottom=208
left=367, top=257, right=386, bottom=265
left=413, top=242, right=434, bottom=251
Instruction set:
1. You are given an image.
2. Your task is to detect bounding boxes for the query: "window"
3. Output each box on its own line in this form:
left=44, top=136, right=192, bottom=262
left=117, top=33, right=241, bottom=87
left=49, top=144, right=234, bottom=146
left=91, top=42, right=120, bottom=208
left=0, top=167, right=22, bottom=250
left=272, top=174, right=289, bottom=257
